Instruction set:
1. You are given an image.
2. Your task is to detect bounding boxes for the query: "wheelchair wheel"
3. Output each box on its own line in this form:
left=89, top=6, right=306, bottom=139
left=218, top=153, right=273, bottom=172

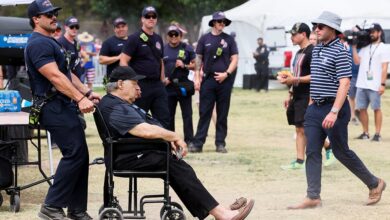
left=10, top=194, right=20, bottom=212
left=99, top=207, right=123, bottom=220
left=161, top=208, right=186, bottom=220
left=99, top=204, right=123, bottom=214
left=0, top=192, right=3, bottom=207
left=160, top=202, right=183, bottom=218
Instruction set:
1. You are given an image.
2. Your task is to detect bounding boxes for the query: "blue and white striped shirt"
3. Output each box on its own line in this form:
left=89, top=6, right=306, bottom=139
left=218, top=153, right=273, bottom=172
left=310, top=38, right=351, bottom=100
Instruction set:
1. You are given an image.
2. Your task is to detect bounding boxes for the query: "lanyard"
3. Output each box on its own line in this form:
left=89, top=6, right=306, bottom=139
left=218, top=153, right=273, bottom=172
left=368, top=43, right=380, bottom=71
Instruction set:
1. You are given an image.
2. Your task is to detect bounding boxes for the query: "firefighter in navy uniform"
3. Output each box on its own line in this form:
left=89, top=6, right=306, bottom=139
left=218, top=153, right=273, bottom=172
left=119, top=6, right=170, bottom=129
left=190, top=11, right=238, bottom=153
left=25, top=1, right=100, bottom=219
left=163, top=25, right=196, bottom=144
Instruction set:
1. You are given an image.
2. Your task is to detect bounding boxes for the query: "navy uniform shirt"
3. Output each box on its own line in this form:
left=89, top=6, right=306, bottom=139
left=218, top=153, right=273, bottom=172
left=100, top=35, right=128, bottom=77
left=163, top=42, right=195, bottom=80
left=310, top=38, right=351, bottom=100
left=25, top=32, right=71, bottom=97
left=196, top=32, right=238, bottom=74
left=122, top=31, right=164, bottom=80
left=57, top=35, right=84, bottom=78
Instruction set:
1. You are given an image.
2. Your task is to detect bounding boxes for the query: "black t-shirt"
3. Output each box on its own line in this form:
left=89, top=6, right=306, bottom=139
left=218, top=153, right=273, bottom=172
left=291, top=44, right=313, bottom=97
left=122, top=30, right=164, bottom=80
left=25, top=32, right=70, bottom=96
left=57, top=35, right=84, bottom=78
left=196, top=32, right=238, bottom=73
left=100, top=35, right=128, bottom=77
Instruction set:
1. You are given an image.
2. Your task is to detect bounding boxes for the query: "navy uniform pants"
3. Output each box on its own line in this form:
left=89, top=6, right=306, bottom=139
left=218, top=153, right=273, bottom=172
left=304, top=100, right=378, bottom=199
left=40, top=98, right=89, bottom=211
left=167, top=95, right=193, bottom=143
left=192, top=76, right=234, bottom=149
left=115, top=150, right=218, bottom=220
left=135, top=80, right=170, bottom=129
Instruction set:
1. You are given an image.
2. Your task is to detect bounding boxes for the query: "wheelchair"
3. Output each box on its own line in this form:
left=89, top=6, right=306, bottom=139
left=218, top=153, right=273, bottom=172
left=93, top=105, right=186, bottom=220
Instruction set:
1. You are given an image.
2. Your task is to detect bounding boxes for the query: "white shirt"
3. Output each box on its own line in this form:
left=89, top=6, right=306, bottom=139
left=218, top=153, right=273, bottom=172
left=356, top=42, right=390, bottom=91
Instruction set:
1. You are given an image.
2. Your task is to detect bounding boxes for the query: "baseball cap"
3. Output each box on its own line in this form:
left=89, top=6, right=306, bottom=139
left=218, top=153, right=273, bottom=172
left=167, top=25, right=181, bottom=35
left=113, top=17, right=127, bottom=27
left=369, top=23, right=383, bottom=32
left=109, top=66, right=146, bottom=82
left=142, top=6, right=158, bottom=17
left=65, top=16, right=79, bottom=27
left=288, top=22, right=311, bottom=35
left=27, top=0, right=61, bottom=18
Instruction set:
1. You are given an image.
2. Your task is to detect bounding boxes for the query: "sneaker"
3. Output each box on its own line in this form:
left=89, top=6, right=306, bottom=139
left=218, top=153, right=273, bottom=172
left=355, top=133, right=370, bottom=140
left=324, top=149, right=336, bottom=167
left=351, top=117, right=359, bottom=126
left=281, top=160, right=305, bottom=170
left=67, top=210, right=93, bottom=220
left=371, top=134, right=382, bottom=142
left=38, top=204, right=70, bottom=220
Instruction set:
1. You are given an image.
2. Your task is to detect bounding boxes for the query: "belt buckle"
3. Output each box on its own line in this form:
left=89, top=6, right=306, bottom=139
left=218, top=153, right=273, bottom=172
left=313, top=99, right=324, bottom=106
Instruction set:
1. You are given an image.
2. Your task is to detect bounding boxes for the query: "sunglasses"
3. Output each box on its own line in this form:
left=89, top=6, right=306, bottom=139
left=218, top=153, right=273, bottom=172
left=39, top=10, right=58, bottom=19
left=144, top=14, right=157, bottom=19
left=69, top=25, right=80, bottom=30
left=315, top=24, right=326, bottom=30
left=216, top=19, right=226, bottom=25
left=168, top=32, right=179, bottom=37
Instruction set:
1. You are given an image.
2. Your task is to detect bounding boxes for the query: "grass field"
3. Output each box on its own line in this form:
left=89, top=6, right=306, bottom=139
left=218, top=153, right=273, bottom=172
left=1, top=84, right=389, bottom=219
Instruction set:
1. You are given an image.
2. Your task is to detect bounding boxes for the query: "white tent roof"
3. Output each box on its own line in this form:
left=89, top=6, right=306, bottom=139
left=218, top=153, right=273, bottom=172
left=200, top=0, right=390, bottom=87
left=0, top=0, right=33, bottom=6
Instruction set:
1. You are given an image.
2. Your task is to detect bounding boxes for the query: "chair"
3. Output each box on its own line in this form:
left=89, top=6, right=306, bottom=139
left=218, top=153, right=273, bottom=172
left=93, top=105, right=186, bottom=220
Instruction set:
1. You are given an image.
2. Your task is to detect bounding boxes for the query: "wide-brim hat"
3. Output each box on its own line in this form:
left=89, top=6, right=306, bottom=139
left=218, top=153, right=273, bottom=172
left=77, top=32, right=94, bottom=43
left=208, top=11, right=231, bottom=27
left=312, top=11, right=342, bottom=34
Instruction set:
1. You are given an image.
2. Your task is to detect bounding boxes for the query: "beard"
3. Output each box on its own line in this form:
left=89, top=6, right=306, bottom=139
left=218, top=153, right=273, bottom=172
left=371, top=35, right=379, bottom=42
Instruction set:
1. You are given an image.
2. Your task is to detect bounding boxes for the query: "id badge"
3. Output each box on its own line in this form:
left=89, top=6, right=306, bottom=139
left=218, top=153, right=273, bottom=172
left=366, top=70, right=373, bottom=81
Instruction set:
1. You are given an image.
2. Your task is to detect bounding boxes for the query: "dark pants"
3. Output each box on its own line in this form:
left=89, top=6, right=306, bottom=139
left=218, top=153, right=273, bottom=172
left=304, top=100, right=378, bottom=199
left=168, top=95, right=193, bottom=143
left=254, top=64, right=269, bottom=91
left=192, top=76, right=234, bottom=149
left=135, top=80, right=170, bottom=129
left=40, top=98, right=89, bottom=211
left=115, top=150, right=218, bottom=220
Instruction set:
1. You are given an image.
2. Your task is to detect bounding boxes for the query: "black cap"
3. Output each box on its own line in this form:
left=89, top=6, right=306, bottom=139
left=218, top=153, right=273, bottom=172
left=109, top=66, right=146, bottom=82
left=27, top=0, right=61, bottom=18
left=142, top=6, right=158, bottom=17
left=167, top=25, right=182, bottom=35
left=113, top=17, right=127, bottom=27
left=56, top=22, right=62, bottom=30
left=208, top=11, right=231, bottom=27
left=369, top=23, right=383, bottom=32
left=65, top=16, right=79, bottom=27
left=288, top=22, right=311, bottom=36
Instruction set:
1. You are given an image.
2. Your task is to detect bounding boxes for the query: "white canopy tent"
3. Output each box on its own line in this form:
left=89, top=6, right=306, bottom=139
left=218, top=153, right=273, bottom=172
left=199, top=0, right=390, bottom=87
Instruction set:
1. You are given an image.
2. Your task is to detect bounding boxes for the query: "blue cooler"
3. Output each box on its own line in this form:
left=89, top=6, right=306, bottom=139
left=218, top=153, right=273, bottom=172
left=0, top=90, right=21, bottom=112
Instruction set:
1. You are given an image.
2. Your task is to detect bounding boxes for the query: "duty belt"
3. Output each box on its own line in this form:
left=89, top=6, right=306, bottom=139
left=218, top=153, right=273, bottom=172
left=312, top=97, right=336, bottom=106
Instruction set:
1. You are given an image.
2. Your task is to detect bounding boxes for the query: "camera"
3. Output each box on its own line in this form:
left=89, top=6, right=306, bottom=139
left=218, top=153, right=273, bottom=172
left=344, top=25, right=371, bottom=49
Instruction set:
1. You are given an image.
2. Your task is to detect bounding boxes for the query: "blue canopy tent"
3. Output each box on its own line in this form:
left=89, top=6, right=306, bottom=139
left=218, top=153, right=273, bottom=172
left=0, top=16, right=32, bottom=65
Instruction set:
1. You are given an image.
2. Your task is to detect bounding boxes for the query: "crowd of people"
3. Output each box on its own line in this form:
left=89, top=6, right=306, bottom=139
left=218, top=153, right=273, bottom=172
left=19, top=0, right=387, bottom=219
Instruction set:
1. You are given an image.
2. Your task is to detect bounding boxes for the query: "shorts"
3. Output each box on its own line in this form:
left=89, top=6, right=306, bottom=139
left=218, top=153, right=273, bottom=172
left=286, top=96, right=309, bottom=127
left=348, top=77, right=357, bottom=98
left=85, top=68, right=95, bottom=84
left=356, top=88, right=381, bottom=110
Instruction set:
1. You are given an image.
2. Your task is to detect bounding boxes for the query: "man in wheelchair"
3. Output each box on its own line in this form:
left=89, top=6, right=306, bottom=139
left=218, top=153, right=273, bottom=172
left=98, top=66, right=254, bottom=220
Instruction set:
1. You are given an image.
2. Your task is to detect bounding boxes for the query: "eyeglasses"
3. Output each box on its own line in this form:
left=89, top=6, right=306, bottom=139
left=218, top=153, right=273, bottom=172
left=216, top=19, right=226, bottom=25
left=168, top=32, right=179, bottom=37
left=144, top=14, right=157, bottom=19
left=69, top=25, right=80, bottom=30
left=39, top=10, right=58, bottom=19
left=315, top=24, right=326, bottom=30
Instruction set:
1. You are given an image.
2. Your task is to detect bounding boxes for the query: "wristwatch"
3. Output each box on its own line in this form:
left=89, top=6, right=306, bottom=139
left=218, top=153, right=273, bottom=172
left=330, top=107, right=339, bottom=114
